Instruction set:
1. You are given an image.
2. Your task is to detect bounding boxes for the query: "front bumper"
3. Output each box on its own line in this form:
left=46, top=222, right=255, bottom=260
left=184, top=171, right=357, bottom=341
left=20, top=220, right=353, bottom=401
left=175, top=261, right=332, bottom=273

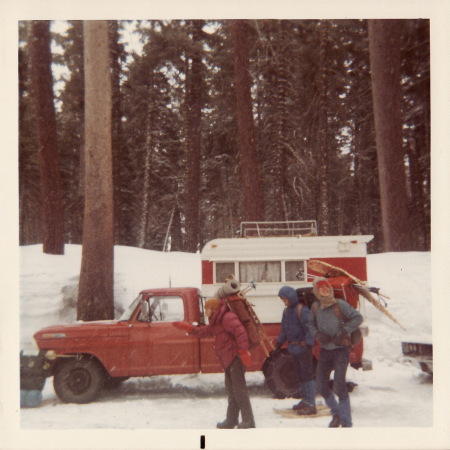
left=402, top=342, right=433, bottom=374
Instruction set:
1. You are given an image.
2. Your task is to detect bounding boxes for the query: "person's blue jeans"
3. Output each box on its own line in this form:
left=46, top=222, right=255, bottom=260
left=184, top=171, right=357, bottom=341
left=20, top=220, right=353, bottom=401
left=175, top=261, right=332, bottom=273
left=316, top=347, right=352, bottom=427
left=292, top=347, right=316, bottom=406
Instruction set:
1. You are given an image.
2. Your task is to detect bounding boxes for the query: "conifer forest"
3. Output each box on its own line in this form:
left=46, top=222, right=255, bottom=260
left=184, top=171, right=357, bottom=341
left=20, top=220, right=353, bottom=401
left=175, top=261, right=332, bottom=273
left=19, top=20, right=430, bottom=255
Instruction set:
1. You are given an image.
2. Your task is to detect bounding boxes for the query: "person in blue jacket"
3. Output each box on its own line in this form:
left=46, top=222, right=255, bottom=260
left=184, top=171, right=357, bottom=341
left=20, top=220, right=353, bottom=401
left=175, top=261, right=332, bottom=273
left=309, top=277, right=363, bottom=427
left=272, top=285, right=317, bottom=415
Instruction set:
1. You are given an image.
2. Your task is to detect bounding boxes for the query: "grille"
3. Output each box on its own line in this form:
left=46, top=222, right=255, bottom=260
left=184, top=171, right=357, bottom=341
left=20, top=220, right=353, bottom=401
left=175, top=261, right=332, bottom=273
left=402, top=342, right=432, bottom=356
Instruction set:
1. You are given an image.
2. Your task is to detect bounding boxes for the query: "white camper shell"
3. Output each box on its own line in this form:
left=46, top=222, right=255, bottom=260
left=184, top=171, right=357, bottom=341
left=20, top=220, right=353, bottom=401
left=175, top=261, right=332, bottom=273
left=201, top=221, right=374, bottom=323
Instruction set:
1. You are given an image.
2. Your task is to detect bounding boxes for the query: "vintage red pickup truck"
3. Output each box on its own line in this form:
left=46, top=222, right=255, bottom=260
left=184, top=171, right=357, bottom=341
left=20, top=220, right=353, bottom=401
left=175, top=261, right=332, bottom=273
left=33, top=221, right=373, bottom=404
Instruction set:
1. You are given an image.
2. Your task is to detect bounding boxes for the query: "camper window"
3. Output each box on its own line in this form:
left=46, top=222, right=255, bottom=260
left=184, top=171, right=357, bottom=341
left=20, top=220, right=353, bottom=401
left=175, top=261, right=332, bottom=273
left=239, top=261, right=281, bottom=283
left=215, top=262, right=235, bottom=283
left=285, top=260, right=307, bottom=281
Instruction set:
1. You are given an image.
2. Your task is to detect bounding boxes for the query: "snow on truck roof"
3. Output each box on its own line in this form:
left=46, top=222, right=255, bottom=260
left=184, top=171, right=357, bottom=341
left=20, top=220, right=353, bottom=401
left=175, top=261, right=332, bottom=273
left=201, top=235, right=374, bottom=261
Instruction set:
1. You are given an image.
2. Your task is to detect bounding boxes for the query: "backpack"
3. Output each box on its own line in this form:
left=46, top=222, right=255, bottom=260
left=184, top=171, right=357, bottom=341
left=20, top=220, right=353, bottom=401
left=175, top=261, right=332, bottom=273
left=312, top=301, right=362, bottom=346
left=225, top=294, right=273, bottom=354
left=282, top=303, right=304, bottom=319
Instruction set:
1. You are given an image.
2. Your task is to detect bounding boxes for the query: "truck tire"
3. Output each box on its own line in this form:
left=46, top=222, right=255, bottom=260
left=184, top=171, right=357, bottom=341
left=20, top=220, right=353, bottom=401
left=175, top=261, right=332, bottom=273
left=53, top=357, right=105, bottom=403
left=262, top=350, right=300, bottom=399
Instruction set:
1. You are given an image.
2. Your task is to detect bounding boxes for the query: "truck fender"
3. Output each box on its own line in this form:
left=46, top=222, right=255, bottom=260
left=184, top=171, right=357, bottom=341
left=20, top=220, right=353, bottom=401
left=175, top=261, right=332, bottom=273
left=51, top=353, right=108, bottom=377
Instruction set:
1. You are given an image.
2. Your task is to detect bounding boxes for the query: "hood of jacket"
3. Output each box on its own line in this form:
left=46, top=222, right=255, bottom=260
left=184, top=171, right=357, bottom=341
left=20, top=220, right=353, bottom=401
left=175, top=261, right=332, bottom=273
left=312, top=277, right=337, bottom=309
left=278, top=285, right=299, bottom=308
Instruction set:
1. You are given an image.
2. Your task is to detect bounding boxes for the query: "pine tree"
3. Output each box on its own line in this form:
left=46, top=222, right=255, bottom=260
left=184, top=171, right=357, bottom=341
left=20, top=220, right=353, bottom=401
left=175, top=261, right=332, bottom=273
left=183, top=20, right=204, bottom=252
left=108, top=20, right=127, bottom=245
left=19, top=25, right=41, bottom=245
left=401, top=20, right=430, bottom=250
left=54, top=20, right=85, bottom=244
left=230, top=20, right=264, bottom=222
left=19, top=19, right=430, bottom=252
left=77, top=20, right=114, bottom=321
left=29, top=20, right=65, bottom=254
left=368, top=19, right=411, bottom=252
left=315, top=20, right=331, bottom=235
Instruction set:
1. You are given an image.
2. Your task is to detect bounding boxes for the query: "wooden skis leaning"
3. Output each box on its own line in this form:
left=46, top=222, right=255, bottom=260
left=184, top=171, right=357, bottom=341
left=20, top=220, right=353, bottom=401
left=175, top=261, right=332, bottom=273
left=307, top=259, right=406, bottom=331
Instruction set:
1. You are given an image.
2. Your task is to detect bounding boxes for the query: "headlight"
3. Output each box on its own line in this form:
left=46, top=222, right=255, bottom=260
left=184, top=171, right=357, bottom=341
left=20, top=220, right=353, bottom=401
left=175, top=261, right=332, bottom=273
left=45, top=350, right=57, bottom=360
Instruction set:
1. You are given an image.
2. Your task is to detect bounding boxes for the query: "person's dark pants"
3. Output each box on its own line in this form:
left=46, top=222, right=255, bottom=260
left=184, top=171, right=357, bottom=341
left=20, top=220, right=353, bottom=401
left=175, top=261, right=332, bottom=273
left=224, top=357, right=255, bottom=427
left=292, top=347, right=314, bottom=382
left=292, top=347, right=316, bottom=406
left=316, top=347, right=352, bottom=427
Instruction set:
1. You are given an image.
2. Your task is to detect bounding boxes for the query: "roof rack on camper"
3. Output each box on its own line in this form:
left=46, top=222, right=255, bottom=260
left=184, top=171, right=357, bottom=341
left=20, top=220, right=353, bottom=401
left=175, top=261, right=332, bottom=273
left=239, top=221, right=318, bottom=238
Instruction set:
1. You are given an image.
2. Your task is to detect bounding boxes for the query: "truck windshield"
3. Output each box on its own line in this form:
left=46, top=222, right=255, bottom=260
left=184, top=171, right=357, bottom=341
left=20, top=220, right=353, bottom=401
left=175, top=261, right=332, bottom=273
left=118, top=294, right=143, bottom=321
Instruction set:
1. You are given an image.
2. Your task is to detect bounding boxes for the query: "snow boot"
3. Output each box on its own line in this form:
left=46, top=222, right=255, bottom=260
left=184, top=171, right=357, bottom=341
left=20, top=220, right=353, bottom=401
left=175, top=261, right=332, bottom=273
left=328, top=415, right=341, bottom=428
left=296, top=404, right=317, bottom=416
left=292, top=400, right=310, bottom=411
left=216, top=419, right=237, bottom=429
left=236, top=421, right=255, bottom=429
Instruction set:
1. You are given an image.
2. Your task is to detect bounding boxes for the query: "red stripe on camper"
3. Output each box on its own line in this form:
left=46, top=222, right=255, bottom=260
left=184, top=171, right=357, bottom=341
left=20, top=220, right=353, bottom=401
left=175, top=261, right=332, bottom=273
left=202, top=260, right=213, bottom=284
left=310, top=257, right=368, bottom=281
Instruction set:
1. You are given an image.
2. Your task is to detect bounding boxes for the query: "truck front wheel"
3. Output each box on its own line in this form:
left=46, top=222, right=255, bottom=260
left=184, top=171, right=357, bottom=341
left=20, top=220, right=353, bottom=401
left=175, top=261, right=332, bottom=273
left=53, top=357, right=105, bottom=403
left=262, top=350, right=300, bottom=399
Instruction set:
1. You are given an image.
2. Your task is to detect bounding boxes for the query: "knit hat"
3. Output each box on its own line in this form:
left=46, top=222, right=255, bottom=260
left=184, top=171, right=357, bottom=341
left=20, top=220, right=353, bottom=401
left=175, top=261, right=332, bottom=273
left=312, top=277, right=337, bottom=309
left=205, top=298, right=221, bottom=312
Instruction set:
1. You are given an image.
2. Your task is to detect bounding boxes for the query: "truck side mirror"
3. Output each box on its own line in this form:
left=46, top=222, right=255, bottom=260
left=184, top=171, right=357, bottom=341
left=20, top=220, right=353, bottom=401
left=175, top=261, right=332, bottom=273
left=140, top=300, right=150, bottom=321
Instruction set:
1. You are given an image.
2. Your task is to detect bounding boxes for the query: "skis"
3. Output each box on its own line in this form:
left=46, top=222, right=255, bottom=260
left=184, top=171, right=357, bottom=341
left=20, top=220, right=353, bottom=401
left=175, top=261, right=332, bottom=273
left=307, top=259, right=406, bottom=331
left=274, top=404, right=330, bottom=419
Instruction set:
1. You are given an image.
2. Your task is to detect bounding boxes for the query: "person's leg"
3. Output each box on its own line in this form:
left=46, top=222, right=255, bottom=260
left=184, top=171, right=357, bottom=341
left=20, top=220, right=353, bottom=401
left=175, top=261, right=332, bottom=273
left=291, top=353, right=302, bottom=391
left=316, top=350, right=337, bottom=409
left=333, top=348, right=352, bottom=427
left=229, top=357, right=255, bottom=428
left=317, top=349, right=340, bottom=426
left=296, top=348, right=317, bottom=414
left=217, top=363, right=239, bottom=428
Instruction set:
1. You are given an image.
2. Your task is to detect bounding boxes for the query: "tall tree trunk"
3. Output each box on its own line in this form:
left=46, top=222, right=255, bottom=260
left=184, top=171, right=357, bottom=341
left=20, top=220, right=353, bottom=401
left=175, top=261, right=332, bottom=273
left=405, top=138, right=421, bottom=249
left=315, top=21, right=330, bottom=236
left=108, top=20, right=124, bottom=245
left=137, top=72, right=156, bottom=249
left=267, top=20, right=289, bottom=221
left=78, top=20, right=114, bottom=321
left=231, top=20, right=265, bottom=222
left=29, top=20, right=65, bottom=254
left=184, top=20, right=203, bottom=253
left=368, top=20, right=411, bottom=252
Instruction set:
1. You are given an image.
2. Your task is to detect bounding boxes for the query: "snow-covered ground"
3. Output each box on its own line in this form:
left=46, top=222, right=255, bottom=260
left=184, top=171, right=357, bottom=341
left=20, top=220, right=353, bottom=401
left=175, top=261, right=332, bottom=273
left=1, top=245, right=449, bottom=449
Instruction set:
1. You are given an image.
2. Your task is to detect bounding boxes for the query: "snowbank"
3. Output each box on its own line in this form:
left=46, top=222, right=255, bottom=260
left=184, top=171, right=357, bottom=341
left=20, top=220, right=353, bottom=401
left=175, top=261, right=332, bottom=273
left=1, top=245, right=448, bottom=449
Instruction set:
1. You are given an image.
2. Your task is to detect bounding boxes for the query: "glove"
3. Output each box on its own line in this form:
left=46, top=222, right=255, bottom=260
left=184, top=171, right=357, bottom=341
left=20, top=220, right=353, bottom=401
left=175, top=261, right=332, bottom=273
left=333, top=329, right=350, bottom=345
left=172, top=322, right=195, bottom=334
left=239, top=350, right=252, bottom=369
left=269, top=343, right=282, bottom=358
left=315, top=332, right=331, bottom=345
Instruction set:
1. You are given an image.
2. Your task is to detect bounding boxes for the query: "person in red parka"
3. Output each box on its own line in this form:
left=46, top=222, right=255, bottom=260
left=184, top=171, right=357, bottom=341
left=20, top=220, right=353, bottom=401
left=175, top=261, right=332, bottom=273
left=173, top=298, right=255, bottom=429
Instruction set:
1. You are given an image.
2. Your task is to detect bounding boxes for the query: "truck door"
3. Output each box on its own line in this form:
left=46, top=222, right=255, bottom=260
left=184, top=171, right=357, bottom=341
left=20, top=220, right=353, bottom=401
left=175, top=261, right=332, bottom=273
left=128, top=294, right=200, bottom=376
